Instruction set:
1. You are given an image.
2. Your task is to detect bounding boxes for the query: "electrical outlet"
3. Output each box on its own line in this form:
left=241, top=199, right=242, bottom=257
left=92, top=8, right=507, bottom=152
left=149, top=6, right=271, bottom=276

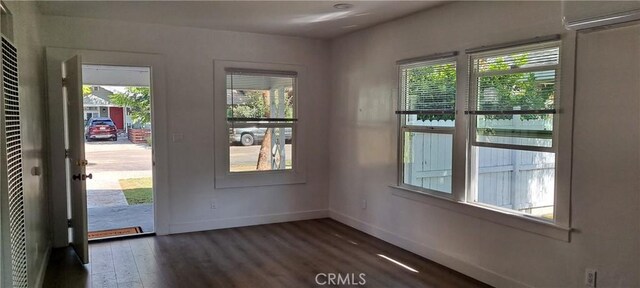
left=210, top=199, right=217, bottom=210
left=585, top=268, right=597, bottom=287
left=172, top=133, right=184, bottom=143
left=361, top=199, right=367, bottom=210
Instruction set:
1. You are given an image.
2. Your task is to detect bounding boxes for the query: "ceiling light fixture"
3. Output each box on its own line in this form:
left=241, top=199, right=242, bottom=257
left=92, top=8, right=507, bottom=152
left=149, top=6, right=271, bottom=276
left=333, top=3, right=353, bottom=10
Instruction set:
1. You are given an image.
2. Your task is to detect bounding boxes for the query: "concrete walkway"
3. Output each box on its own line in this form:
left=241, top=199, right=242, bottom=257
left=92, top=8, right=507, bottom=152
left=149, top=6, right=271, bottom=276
left=88, top=204, right=154, bottom=233
left=85, top=137, right=154, bottom=233
left=87, top=170, right=152, bottom=208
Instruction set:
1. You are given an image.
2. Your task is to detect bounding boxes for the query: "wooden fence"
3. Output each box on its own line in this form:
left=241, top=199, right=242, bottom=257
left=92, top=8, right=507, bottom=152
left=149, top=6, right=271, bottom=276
left=128, top=129, right=151, bottom=144
left=405, top=117, right=555, bottom=212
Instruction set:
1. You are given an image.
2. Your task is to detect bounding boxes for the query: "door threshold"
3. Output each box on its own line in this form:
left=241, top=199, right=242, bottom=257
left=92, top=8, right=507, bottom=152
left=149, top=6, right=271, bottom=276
left=88, top=231, right=156, bottom=242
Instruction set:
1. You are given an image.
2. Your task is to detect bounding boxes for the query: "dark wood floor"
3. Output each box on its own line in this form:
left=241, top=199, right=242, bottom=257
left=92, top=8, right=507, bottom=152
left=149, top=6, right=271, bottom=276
left=43, top=218, right=489, bottom=288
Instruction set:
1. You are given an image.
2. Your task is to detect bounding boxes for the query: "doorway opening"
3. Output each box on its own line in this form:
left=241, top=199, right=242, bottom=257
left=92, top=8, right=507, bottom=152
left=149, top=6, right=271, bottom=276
left=82, top=65, right=154, bottom=240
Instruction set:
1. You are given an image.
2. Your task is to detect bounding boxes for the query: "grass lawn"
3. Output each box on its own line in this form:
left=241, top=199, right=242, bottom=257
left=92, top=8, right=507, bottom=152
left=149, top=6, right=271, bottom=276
left=230, top=160, right=293, bottom=172
left=119, top=177, right=153, bottom=205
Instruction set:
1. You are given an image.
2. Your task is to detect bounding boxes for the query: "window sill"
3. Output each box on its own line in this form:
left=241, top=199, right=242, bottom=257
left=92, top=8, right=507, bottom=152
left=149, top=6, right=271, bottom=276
left=215, top=169, right=306, bottom=189
left=389, top=185, right=571, bottom=242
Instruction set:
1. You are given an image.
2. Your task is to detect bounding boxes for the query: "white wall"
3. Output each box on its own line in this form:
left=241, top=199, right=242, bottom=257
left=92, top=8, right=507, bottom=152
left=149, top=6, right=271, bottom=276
left=37, top=2, right=640, bottom=287
left=329, top=1, right=639, bottom=287
left=41, top=15, right=330, bottom=245
left=3, top=1, right=50, bottom=287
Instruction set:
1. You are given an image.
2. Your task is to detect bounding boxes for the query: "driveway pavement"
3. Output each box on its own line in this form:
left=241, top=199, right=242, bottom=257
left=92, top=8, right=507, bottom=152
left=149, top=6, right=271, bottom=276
left=230, top=144, right=292, bottom=167
left=86, top=136, right=154, bottom=233
left=86, top=137, right=152, bottom=172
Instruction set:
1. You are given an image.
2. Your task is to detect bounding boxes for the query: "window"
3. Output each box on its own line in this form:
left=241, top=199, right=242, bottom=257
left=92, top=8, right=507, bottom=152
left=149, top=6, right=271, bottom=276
left=395, top=38, right=572, bottom=234
left=467, top=41, right=560, bottom=219
left=214, top=61, right=306, bottom=189
left=226, top=69, right=296, bottom=173
left=397, top=57, right=457, bottom=196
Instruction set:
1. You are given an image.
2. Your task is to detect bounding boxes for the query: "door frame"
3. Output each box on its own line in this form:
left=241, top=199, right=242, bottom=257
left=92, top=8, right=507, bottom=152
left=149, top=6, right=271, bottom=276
left=46, top=48, right=169, bottom=248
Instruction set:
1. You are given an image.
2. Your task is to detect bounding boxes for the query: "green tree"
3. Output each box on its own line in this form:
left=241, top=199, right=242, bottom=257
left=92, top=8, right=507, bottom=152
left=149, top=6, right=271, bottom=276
left=476, top=55, right=555, bottom=120
left=110, top=87, right=151, bottom=126
left=406, top=63, right=456, bottom=122
left=227, top=89, right=294, bottom=119
left=227, top=90, right=267, bottom=118
left=407, top=52, right=555, bottom=122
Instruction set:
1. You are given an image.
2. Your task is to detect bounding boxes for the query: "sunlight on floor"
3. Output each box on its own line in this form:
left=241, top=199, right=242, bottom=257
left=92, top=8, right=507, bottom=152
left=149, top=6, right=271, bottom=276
left=377, top=254, right=419, bottom=273
left=333, top=233, right=359, bottom=245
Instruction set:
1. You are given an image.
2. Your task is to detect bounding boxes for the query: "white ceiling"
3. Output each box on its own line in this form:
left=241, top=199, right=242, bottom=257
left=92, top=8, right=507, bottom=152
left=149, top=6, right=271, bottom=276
left=37, top=1, right=446, bottom=39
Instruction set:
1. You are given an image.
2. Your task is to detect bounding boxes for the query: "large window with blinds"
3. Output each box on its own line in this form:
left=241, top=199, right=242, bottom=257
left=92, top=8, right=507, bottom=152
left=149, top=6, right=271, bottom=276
left=226, top=69, right=296, bottom=173
left=467, top=41, right=560, bottom=219
left=395, top=38, right=570, bottom=228
left=397, top=57, right=457, bottom=196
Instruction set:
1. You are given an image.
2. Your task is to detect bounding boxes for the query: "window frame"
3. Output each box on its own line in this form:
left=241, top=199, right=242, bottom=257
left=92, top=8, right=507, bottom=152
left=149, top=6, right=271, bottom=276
left=214, top=60, right=307, bottom=189
left=392, top=35, right=575, bottom=240
left=226, top=68, right=298, bottom=174
left=396, top=56, right=458, bottom=199
left=467, top=41, right=562, bottom=221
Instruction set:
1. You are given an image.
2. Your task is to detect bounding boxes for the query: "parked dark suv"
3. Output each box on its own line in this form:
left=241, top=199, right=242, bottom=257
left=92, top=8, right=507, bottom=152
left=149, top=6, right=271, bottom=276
left=85, top=117, right=118, bottom=141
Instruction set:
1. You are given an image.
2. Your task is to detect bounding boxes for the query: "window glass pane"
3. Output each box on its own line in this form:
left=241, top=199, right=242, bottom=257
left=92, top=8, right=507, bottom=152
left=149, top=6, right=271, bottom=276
left=476, top=114, right=553, bottom=148
left=403, top=132, right=452, bottom=194
left=401, top=61, right=456, bottom=127
left=471, top=146, right=555, bottom=219
left=229, top=127, right=293, bottom=172
left=476, top=70, right=556, bottom=111
left=226, top=73, right=295, bottom=119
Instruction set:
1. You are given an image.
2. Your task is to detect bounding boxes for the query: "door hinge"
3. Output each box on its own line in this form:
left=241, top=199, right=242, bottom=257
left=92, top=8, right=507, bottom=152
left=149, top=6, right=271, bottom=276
left=67, top=219, right=73, bottom=228
left=62, top=77, right=67, bottom=87
left=65, top=149, right=70, bottom=158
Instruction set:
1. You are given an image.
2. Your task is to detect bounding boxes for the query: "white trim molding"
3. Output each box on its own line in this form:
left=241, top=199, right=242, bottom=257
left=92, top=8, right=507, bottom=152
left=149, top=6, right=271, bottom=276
left=169, top=209, right=328, bottom=234
left=329, top=210, right=532, bottom=288
left=46, top=47, right=170, bottom=247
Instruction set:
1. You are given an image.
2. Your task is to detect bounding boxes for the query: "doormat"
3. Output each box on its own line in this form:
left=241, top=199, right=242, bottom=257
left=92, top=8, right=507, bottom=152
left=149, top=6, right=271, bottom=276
left=88, top=226, right=143, bottom=239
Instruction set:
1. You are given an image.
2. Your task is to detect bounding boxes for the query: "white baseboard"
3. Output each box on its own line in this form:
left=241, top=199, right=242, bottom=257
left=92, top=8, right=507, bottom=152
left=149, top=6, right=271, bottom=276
left=168, top=209, right=329, bottom=234
left=329, top=210, right=530, bottom=288
left=35, top=242, right=52, bottom=288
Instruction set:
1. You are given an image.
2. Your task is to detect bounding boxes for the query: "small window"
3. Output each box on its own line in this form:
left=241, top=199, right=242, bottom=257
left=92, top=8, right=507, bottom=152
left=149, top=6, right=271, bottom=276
left=397, top=58, right=457, bottom=195
left=226, top=70, right=296, bottom=173
left=467, top=41, right=560, bottom=219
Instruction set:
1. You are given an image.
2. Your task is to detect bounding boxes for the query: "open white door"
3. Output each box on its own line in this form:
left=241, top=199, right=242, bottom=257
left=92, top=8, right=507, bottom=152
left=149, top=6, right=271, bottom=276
left=63, top=55, right=89, bottom=264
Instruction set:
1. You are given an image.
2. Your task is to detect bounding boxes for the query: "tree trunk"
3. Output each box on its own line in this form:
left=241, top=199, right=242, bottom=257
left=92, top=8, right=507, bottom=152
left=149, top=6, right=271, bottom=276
left=256, top=91, right=271, bottom=170
left=256, top=128, right=272, bottom=170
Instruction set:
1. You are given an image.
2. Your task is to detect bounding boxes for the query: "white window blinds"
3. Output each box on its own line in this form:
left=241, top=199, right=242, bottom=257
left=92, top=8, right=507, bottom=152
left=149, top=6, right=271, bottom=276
left=226, top=69, right=297, bottom=122
left=397, top=61, right=457, bottom=121
left=468, top=41, right=561, bottom=151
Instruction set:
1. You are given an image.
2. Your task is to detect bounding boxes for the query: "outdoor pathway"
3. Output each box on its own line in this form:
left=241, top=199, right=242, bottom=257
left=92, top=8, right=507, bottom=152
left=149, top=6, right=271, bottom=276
left=85, top=137, right=154, bottom=233
left=87, top=170, right=151, bottom=208
left=88, top=204, right=154, bottom=233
